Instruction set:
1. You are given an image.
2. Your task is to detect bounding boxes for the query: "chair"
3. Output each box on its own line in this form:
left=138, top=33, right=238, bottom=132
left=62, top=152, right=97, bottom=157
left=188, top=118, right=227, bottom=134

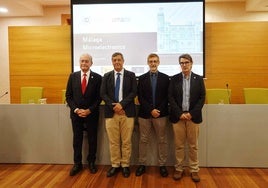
left=20, top=87, right=44, bottom=104
left=243, top=88, right=268, bottom=104
left=62, top=89, right=66, bottom=104
left=206, top=88, right=231, bottom=104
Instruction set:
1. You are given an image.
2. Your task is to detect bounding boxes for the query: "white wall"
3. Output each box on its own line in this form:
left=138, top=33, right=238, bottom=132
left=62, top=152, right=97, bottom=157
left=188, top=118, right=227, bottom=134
left=0, top=6, right=70, bottom=104
left=1, top=2, right=268, bottom=103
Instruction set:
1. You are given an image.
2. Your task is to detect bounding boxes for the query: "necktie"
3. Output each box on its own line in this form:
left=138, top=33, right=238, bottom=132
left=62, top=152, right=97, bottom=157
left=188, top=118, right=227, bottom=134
left=81, top=73, right=87, bottom=94
left=114, top=73, right=121, bottom=102
left=151, top=73, right=157, bottom=107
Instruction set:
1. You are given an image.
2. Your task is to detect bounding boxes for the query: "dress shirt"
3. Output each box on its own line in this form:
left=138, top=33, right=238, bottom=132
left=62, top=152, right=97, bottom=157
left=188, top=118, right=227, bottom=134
left=182, top=73, right=191, bottom=111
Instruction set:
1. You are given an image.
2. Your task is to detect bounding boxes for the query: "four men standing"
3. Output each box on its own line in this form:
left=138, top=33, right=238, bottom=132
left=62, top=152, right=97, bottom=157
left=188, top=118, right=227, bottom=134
left=66, top=52, right=205, bottom=182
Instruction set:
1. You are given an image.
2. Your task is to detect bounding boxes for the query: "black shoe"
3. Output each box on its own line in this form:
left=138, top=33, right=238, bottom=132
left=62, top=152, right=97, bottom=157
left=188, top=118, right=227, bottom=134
left=107, top=167, right=120, bottom=177
left=89, top=162, right=97, bottom=174
left=69, top=164, right=83, bottom=176
left=160, top=166, right=168, bottom=177
left=135, top=165, right=146, bottom=176
left=122, top=167, right=130, bottom=178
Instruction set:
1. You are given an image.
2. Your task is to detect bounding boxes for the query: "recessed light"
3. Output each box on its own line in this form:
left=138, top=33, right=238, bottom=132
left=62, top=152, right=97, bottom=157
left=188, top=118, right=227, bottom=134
left=0, top=7, right=8, bottom=13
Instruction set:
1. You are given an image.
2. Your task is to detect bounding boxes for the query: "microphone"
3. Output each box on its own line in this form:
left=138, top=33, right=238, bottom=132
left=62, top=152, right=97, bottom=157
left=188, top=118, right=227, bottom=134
left=0, top=91, right=8, bottom=99
left=226, top=84, right=231, bottom=104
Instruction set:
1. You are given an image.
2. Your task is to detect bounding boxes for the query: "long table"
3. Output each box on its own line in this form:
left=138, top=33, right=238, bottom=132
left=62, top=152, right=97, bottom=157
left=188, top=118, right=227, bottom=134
left=0, top=104, right=267, bottom=167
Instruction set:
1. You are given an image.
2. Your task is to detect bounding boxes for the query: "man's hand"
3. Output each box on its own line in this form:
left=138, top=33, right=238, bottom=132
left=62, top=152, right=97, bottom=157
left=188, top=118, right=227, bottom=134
left=76, top=108, right=91, bottom=117
left=112, top=103, right=125, bottom=115
left=180, top=112, right=192, bottom=120
left=151, top=109, right=160, bottom=118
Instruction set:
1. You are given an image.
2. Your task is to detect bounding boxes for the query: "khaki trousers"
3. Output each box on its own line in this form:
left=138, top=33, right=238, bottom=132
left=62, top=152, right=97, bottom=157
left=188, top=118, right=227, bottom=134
left=172, top=120, right=200, bottom=172
left=105, top=114, right=134, bottom=167
left=138, top=117, right=168, bottom=166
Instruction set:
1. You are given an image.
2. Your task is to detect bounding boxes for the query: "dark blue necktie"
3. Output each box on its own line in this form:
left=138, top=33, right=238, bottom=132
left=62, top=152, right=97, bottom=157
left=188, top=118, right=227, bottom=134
left=114, top=73, right=121, bottom=102
left=151, top=73, right=157, bottom=107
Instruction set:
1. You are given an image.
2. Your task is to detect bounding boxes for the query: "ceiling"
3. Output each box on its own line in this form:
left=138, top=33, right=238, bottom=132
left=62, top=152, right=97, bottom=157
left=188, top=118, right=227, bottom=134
left=0, top=0, right=70, bottom=17
left=0, top=0, right=268, bottom=17
left=206, top=0, right=268, bottom=11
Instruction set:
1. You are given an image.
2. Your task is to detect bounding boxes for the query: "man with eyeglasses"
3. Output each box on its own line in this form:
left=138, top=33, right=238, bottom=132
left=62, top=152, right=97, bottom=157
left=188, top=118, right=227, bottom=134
left=168, top=53, right=205, bottom=182
left=135, top=53, right=170, bottom=177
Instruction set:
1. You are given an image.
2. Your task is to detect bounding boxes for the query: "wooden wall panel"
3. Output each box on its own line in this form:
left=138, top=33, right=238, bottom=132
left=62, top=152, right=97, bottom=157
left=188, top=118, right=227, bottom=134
left=205, top=22, right=268, bottom=103
left=9, top=26, right=71, bottom=103
left=10, top=76, right=68, bottom=104
left=9, top=22, right=268, bottom=104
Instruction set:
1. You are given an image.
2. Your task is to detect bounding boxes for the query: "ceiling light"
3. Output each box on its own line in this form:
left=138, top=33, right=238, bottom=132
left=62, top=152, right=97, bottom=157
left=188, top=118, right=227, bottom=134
left=0, top=7, right=8, bottom=13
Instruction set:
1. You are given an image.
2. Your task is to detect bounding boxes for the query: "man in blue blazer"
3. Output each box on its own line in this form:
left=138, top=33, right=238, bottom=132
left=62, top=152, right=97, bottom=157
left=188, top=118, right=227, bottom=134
left=168, top=53, right=205, bottom=182
left=66, top=53, right=102, bottom=176
left=100, top=52, right=137, bottom=178
left=135, top=53, right=169, bottom=177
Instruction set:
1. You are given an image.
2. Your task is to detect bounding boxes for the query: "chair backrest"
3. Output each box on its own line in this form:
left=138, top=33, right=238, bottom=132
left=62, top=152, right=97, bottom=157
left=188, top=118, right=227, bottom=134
left=206, top=88, right=231, bottom=104
left=62, top=89, right=66, bottom=104
left=20, top=87, right=44, bottom=104
left=243, top=88, right=268, bottom=104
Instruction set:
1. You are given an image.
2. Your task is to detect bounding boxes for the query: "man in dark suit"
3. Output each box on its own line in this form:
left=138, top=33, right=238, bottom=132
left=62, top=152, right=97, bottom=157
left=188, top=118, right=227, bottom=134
left=135, top=53, right=169, bottom=177
left=66, top=53, right=102, bottom=176
left=100, top=52, right=137, bottom=178
left=168, top=53, right=205, bottom=182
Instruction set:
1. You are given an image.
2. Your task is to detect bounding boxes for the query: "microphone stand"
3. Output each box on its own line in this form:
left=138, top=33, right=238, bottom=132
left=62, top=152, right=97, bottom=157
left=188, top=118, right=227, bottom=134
left=0, top=91, right=8, bottom=99
left=226, top=84, right=231, bottom=104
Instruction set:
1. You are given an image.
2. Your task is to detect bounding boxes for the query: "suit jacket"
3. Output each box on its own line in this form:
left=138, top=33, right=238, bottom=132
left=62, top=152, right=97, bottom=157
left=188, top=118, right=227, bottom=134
left=65, top=70, right=102, bottom=119
left=168, top=72, right=205, bottom=124
left=137, top=71, right=169, bottom=118
left=100, top=69, right=137, bottom=118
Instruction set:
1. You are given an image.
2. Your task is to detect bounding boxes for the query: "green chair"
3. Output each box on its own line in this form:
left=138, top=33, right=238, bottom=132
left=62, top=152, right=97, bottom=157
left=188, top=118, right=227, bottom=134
left=206, top=89, right=231, bottom=104
left=20, top=87, right=44, bottom=104
left=243, top=88, right=268, bottom=104
left=62, top=89, right=66, bottom=104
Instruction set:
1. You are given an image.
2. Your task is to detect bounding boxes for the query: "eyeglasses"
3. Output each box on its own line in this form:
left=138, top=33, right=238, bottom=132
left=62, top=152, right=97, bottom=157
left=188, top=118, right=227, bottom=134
left=179, top=61, right=191, bottom=66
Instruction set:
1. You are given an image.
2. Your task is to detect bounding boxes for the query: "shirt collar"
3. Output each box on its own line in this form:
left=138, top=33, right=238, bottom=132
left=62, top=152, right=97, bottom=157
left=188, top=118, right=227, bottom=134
left=114, top=69, right=124, bottom=75
left=81, top=70, right=90, bottom=77
left=150, top=71, right=158, bottom=76
left=182, top=72, right=191, bottom=80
